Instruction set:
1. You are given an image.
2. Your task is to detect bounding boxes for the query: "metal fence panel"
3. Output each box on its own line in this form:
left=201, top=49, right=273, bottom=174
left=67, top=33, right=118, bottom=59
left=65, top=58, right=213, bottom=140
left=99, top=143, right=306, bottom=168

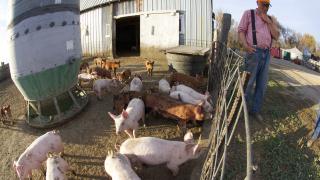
left=201, top=41, right=253, bottom=180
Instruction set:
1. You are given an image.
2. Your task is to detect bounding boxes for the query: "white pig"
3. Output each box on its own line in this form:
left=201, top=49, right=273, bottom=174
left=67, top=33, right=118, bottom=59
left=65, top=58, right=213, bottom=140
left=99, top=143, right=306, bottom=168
left=171, top=85, right=213, bottom=113
left=13, top=130, right=63, bottom=179
left=130, top=77, right=143, bottom=92
left=171, top=84, right=207, bottom=100
left=158, top=79, right=171, bottom=94
left=93, top=78, right=122, bottom=100
left=77, top=73, right=96, bottom=81
left=108, top=98, right=145, bottom=138
left=119, top=133, right=202, bottom=176
left=169, top=91, right=212, bottom=113
left=46, top=152, right=73, bottom=180
left=104, top=151, right=141, bottom=180
left=170, top=91, right=200, bottom=105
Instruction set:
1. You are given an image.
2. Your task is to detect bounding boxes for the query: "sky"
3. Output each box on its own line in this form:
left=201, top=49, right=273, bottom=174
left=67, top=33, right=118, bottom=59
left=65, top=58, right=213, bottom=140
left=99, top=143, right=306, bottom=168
left=213, top=0, right=320, bottom=43
left=0, top=0, right=9, bottom=63
left=1, top=0, right=320, bottom=62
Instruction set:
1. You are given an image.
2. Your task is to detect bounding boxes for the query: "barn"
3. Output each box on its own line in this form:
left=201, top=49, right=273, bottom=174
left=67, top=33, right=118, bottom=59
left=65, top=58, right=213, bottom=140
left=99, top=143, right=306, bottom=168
left=79, top=0, right=213, bottom=60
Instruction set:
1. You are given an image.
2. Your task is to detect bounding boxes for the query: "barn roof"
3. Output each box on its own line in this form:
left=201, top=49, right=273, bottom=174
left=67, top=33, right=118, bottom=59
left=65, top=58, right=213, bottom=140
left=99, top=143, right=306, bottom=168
left=80, top=0, right=118, bottom=11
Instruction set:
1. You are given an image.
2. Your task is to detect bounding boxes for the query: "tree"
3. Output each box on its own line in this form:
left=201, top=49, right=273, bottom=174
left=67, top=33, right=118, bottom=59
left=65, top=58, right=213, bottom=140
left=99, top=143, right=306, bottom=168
left=215, top=10, right=224, bottom=31
left=315, top=42, right=320, bottom=57
left=299, top=34, right=317, bottom=53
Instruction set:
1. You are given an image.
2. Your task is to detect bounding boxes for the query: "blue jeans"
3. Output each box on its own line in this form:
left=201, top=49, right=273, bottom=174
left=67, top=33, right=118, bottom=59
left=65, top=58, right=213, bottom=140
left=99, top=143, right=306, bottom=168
left=244, top=48, right=270, bottom=113
left=311, top=108, right=320, bottom=140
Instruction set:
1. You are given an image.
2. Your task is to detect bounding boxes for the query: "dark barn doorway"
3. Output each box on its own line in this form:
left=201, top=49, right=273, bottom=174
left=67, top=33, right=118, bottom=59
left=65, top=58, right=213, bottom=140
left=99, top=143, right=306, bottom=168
left=116, top=16, right=140, bottom=57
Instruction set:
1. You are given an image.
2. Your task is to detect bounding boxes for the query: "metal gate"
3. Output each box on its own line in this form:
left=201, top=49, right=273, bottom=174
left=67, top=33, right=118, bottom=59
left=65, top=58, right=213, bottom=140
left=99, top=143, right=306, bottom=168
left=200, top=41, right=253, bottom=180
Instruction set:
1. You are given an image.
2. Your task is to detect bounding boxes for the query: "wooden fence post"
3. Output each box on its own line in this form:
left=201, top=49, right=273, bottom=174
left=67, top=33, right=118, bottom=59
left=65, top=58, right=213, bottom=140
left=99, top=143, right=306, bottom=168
left=208, top=13, right=231, bottom=101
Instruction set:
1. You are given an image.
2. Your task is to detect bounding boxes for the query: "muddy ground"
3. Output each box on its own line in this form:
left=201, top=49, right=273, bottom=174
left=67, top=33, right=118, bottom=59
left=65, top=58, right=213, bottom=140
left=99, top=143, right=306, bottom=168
left=0, top=57, right=206, bottom=180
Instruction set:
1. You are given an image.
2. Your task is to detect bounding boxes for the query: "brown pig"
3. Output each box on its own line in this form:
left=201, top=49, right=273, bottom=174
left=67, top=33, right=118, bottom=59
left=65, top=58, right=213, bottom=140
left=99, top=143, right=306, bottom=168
left=117, top=69, right=131, bottom=82
left=143, top=93, right=205, bottom=129
left=89, top=67, right=112, bottom=79
left=145, top=60, right=155, bottom=76
left=113, top=91, right=144, bottom=114
left=1, top=105, right=13, bottom=125
left=105, top=61, right=121, bottom=77
left=167, top=72, right=205, bottom=91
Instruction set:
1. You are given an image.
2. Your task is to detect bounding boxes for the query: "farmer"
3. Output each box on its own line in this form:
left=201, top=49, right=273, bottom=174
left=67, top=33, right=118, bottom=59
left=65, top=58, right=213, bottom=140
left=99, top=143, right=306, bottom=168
left=238, top=0, right=280, bottom=121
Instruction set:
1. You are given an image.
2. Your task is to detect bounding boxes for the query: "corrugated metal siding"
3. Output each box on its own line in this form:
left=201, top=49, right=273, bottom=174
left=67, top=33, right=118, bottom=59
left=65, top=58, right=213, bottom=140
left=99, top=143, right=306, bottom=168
left=142, top=0, right=212, bottom=47
left=114, top=0, right=137, bottom=16
left=81, top=7, right=108, bottom=57
left=79, top=0, right=212, bottom=56
left=80, top=0, right=111, bottom=11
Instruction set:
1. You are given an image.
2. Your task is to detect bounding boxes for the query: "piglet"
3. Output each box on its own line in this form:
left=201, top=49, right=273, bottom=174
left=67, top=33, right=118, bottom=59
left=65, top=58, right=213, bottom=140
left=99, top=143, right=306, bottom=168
left=130, top=76, right=143, bottom=92
left=93, top=78, right=122, bottom=100
left=145, top=60, right=155, bottom=76
left=46, top=152, right=74, bottom=180
left=108, top=98, right=145, bottom=138
left=117, top=69, right=131, bottom=83
left=104, top=151, right=141, bottom=180
left=13, top=130, right=63, bottom=180
left=158, top=79, right=171, bottom=94
left=78, top=73, right=96, bottom=81
left=120, top=132, right=202, bottom=176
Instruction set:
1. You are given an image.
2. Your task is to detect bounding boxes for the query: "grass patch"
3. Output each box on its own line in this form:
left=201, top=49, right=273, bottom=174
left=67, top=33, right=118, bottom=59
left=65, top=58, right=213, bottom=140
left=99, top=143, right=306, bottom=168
left=260, top=135, right=320, bottom=180
left=254, top=76, right=320, bottom=179
left=225, top=73, right=320, bottom=180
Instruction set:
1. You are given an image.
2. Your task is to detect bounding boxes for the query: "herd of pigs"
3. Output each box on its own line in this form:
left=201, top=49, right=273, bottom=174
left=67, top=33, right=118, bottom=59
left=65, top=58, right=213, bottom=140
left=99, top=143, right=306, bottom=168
left=13, top=57, right=214, bottom=179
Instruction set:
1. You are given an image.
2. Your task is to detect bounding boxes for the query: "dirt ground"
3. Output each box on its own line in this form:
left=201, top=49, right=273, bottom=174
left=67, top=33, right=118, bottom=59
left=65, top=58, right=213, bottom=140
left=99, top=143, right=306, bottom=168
left=3, top=56, right=320, bottom=180
left=0, top=57, right=205, bottom=180
left=270, top=58, right=320, bottom=103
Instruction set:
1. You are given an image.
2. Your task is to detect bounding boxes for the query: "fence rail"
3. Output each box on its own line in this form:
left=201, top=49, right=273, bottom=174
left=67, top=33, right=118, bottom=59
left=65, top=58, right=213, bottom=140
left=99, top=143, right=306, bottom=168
left=200, top=41, right=252, bottom=180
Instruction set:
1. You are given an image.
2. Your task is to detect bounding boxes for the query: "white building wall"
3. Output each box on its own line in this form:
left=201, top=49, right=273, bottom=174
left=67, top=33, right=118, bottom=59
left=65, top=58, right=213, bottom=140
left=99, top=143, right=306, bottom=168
left=140, top=12, right=179, bottom=50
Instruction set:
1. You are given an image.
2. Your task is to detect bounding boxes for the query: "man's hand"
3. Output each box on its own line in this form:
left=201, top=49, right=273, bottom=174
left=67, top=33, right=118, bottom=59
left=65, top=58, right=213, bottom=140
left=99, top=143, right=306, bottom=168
left=245, top=45, right=256, bottom=54
left=239, top=32, right=256, bottom=54
left=258, top=13, right=272, bottom=24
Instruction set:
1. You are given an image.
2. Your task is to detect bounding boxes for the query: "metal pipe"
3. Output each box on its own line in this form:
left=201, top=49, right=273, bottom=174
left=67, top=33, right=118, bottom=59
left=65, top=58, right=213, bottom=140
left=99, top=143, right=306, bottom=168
left=238, top=71, right=252, bottom=180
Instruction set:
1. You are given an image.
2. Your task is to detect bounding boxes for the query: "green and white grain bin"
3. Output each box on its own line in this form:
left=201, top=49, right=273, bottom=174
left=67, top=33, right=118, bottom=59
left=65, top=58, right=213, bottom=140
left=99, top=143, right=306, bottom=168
left=8, top=0, right=88, bottom=128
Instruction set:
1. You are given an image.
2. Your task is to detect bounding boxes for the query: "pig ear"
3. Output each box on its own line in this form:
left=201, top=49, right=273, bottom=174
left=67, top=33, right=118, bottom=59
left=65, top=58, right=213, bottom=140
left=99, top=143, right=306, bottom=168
left=198, top=100, right=205, bottom=107
left=183, top=130, right=194, bottom=143
left=47, top=152, right=53, bottom=158
left=122, top=110, right=129, bottom=119
left=205, top=91, right=211, bottom=99
left=205, top=91, right=210, bottom=96
left=108, top=112, right=116, bottom=121
left=193, top=144, right=200, bottom=156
